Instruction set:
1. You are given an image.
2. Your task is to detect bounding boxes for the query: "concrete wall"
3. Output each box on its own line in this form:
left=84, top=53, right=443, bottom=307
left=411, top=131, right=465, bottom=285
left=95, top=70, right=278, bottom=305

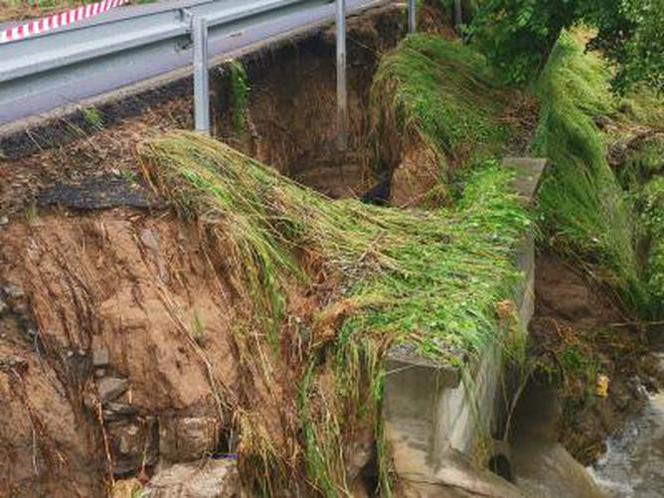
left=382, top=158, right=546, bottom=490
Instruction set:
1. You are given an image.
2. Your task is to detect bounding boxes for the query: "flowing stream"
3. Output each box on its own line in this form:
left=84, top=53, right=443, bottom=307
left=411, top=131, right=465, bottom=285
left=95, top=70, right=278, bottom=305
left=589, top=391, right=664, bottom=497
left=509, top=383, right=664, bottom=497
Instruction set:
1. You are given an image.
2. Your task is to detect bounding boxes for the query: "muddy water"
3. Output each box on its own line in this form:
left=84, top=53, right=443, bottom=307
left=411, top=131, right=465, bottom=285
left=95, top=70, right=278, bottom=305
left=589, top=391, right=664, bottom=497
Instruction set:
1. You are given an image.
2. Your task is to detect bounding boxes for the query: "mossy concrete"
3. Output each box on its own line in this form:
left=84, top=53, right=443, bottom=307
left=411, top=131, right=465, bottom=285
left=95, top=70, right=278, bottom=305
left=383, top=157, right=546, bottom=492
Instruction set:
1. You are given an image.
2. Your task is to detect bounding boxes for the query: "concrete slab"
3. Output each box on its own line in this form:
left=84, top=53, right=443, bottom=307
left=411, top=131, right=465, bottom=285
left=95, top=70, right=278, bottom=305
left=383, top=157, right=548, bottom=489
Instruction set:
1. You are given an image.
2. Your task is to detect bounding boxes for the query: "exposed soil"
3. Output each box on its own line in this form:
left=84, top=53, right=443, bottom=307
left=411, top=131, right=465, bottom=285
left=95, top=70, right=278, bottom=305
left=228, top=6, right=404, bottom=199
left=0, top=7, right=409, bottom=496
left=528, top=252, right=664, bottom=465
left=0, top=208, right=240, bottom=496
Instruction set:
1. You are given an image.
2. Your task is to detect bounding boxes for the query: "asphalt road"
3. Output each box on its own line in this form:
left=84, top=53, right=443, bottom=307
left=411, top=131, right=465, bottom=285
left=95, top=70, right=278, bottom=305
left=0, top=0, right=389, bottom=131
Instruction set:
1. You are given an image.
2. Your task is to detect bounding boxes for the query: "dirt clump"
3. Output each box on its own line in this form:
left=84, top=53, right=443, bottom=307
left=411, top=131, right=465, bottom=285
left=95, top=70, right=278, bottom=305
left=528, top=252, right=663, bottom=465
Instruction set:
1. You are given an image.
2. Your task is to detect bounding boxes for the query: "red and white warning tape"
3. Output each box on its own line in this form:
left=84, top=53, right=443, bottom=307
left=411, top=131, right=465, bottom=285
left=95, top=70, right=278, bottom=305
left=0, top=0, right=130, bottom=44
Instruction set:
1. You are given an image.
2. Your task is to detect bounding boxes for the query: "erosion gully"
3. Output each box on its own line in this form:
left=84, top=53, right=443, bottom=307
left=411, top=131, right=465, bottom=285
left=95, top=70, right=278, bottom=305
left=1, top=3, right=663, bottom=497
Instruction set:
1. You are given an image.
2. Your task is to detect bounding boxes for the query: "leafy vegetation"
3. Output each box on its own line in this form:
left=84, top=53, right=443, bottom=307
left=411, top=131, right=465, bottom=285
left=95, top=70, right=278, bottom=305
left=469, top=0, right=664, bottom=92
left=469, top=0, right=577, bottom=84
left=584, top=0, right=664, bottom=94
left=639, top=177, right=664, bottom=315
left=532, top=34, right=647, bottom=310
left=228, top=60, right=249, bottom=134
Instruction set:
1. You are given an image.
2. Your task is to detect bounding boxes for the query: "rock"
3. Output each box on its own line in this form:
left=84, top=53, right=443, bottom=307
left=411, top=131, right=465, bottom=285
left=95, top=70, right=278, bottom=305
left=110, top=478, right=143, bottom=498
left=0, top=299, right=7, bottom=316
left=159, top=416, right=220, bottom=462
left=103, top=402, right=139, bottom=421
left=108, top=417, right=158, bottom=476
left=0, top=216, right=8, bottom=225
left=2, top=284, right=28, bottom=314
left=144, top=460, right=242, bottom=498
left=97, top=376, right=128, bottom=403
left=140, top=228, right=161, bottom=252
left=0, top=355, right=28, bottom=374
left=3, top=284, right=24, bottom=299
left=92, top=347, right=110, bottom=367
left=344, top=427, right=374, bottom=483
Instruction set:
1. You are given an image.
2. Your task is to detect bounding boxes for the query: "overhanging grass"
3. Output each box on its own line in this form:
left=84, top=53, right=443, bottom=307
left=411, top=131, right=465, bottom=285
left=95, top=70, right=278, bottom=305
left=639, top=176, right=664, bottom=316
left=370, top=34, right=514, bottom=174
left=533, top=34, right=647, bottom=310
left=140, top=131, right=530, bottom=495
left=142, top=131, right=529, bottom=361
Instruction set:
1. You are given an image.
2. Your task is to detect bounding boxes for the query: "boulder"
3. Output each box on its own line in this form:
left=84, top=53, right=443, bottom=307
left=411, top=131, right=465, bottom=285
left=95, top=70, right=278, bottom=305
left=108, top=417, right=158, bottom=476
left=159, top=416, right=220, bottom=462
left=144, top=460, right=242, bottom=498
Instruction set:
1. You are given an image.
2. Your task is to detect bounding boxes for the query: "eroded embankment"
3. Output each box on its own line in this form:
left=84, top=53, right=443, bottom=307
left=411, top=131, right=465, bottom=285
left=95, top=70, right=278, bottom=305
left=7, top=7, right=662, bottom=498
left=0, top=6, right=543, bottom=495
left=521, top=32, right=664, bottom=472
left=0, top=4, right=404, bottom=216
left=1, top=210, right=241, bottom=495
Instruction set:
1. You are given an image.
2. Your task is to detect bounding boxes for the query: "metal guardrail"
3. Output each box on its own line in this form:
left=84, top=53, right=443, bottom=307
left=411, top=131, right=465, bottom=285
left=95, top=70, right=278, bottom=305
left=0, top=0, right=462, bottom=140
left=0, top=0, right=382, bottom=128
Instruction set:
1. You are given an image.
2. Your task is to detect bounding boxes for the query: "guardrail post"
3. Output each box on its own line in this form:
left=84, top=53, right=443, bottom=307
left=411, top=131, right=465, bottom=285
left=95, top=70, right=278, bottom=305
left=407, top=0, right=416, bottom=33
left=454, top=0, right=463, bottom=30
left=192, top=15, right=210, bottom=135
left=335, top=0, right=347, bottom=151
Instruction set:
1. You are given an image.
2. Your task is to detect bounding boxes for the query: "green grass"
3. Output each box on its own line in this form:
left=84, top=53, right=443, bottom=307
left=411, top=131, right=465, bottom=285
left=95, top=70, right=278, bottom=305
left=617, top=134, right=664, bottom=191
left=533, top=34, right=647, bottom=310
left=140, top=131, right=530, bottom=495
left=142, top=132, right=529, bottom=362
left=618, top=86, right=664, bottom=131
left=639, top=176, right=664, bottom=315
left=370, top=34, right=514, bottom=178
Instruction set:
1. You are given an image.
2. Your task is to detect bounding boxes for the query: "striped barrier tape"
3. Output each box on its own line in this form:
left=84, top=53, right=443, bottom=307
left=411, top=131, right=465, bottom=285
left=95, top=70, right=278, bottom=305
left=0, top=0, right=130, bottom=44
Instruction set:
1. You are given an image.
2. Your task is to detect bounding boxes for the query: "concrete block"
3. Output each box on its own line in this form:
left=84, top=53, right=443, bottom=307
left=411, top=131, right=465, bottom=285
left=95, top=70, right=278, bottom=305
left=159, top=416, right=220, bottom=462
left=145, top=460, right=242, bottom=498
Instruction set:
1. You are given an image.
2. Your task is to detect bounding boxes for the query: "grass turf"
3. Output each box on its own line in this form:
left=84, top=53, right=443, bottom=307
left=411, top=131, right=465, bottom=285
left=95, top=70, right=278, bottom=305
left=370, top=34, right=515, bottom=179
left=140, top=130, right=530, bottom=495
